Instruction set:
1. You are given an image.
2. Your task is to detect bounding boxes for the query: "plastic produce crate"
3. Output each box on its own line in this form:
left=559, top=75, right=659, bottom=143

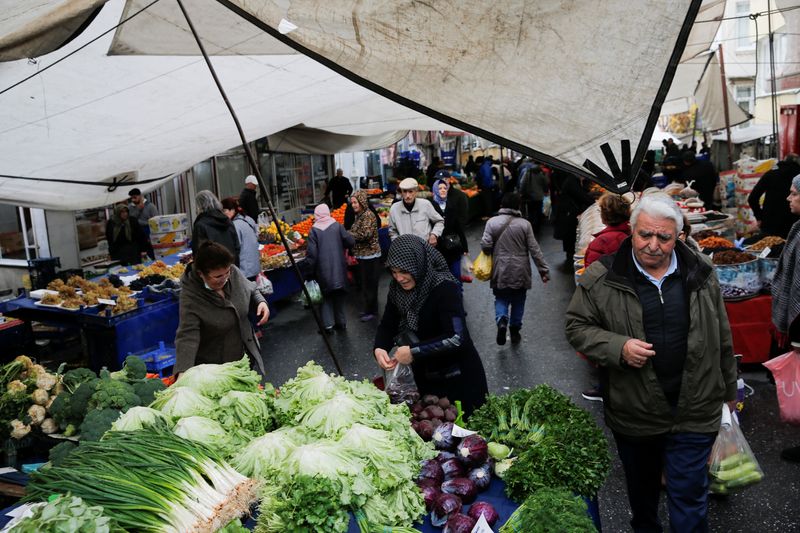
left=129, top=341, right=176, bottom=378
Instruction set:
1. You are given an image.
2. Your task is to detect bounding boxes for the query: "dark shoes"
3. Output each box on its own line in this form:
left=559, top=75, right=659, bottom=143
left=581, top=387, right=603, bottom=402
left=781, top=446, right=800, bottom=462
left=333, top=324, right=347, bottom=331
left=510, top=326, right=521, bottom=344
left=359, top=313, right=375, bottom=322
left=496, top=317, right=508, bottom=345
left=319, top=326, right=334, bottom=335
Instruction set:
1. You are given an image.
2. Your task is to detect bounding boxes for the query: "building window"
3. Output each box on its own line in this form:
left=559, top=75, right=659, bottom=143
left=215, top=153, right=249, bottom=203
left=0, top=205, right=38, bottom=262
left=735, top=85, right=753, bottom=128
left=736, top=1, right=754, bottom=49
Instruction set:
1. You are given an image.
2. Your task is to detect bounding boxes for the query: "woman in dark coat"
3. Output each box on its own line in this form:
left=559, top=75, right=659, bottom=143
left=306, top=203, right=355, bottom=332
left=106, top=204, right=145, bottom=265
left=192, top=190, right=240, bottom=266
left=373, top=235, right=488, bottom=415
left=432, top=174, right=469, bottom=281
left=175, top=241, right=269, bottom=376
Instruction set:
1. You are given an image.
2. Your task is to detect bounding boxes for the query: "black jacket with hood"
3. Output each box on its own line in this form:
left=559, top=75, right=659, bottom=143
left=192, top=209, right=241, bottom=266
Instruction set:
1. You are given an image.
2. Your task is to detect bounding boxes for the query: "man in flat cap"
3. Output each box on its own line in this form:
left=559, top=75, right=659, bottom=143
left=388, top=177, right=444, bottom=245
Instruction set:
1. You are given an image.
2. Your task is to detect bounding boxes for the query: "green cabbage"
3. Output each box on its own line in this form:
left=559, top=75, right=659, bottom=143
left=216, top=390, right=274, bottom=436
left=287, top=440, right=372, bottom=507
left=273, top=361, right=342, bottom=418
left=173, top=416, right=231, bottom=451
left=295, top=391, right=381, bottom=438
left=338, top=424, right=413, bottom=490
left=171, top=356, right=261, bottom=398
left=150, top=387, right=215, bottom=420
left=110, top=406, right=169, bottom=432
left=233, top=426, right=308, bottom=479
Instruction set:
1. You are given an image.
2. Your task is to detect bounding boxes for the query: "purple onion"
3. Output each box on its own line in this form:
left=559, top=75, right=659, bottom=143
left=467, top=501, right=499, bottom=526
left=441, top=477, right=478, bottom=504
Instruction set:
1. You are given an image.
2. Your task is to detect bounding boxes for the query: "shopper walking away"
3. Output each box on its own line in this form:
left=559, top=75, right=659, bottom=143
left=221, top=197, right=260, bottom=280
left=580, top=192, right=632, bottom=402
left=175, top=241, right=268, bottom=376
left=432, top=171, right=469, bottom=281
left=517, top=159, right=549, bottom=233
left=106, top=204, right=146, bottom=266
left=324, top=168, right=353, bottom=209
left=305, top=203, right=355, bottom=333
left=552, top=170, right=593, bottom=263
left=349, top=190, right=381, bottom=322
left=192, top=190, right=240, bottom=267
left=388, top=178, right=444, bottom=244
left=128, top=187, right=159, bottom=259
left=373, top=235, right=488, bottom=415
left=565, top=193, right=737, bottom=532
left=748, top=154, right=800, bottom=239
left=481, top=193, right=550, bottom=345
left=477, top=156, right=495, bottom=219
left=770, top=173, right=800, bottom=462
left=238, top=175, right=261, bottom=223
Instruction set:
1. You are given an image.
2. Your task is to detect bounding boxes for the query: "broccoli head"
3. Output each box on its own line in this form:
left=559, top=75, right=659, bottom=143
left=110, top=355, right=148, bottom=383
left=48, top=441, right=77, bottom=467
left=61, top=368, right=97, bottom=394
left=79, top=408, right=121, bottom=441
left=88, top=380, right=140, bottom=411
left=68, top=378, right=100, bottom=421
left=132, top=378, right=166, bottom=406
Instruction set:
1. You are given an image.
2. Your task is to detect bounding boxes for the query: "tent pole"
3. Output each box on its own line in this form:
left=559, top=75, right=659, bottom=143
left=175, top=0, right=345, bottom=376
left=718, top=45, right=735, bottom=170
left=767, top=0, right=780, bottom=158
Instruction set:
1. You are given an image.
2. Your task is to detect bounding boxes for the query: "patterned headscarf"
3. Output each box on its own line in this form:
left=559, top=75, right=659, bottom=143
left=386, top=234, right=456, bottom=332
left=772, top=219, right=800, bottom=334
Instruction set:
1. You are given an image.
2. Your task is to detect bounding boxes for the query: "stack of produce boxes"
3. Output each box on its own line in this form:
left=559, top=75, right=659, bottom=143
left=148, top=214, right=189, bottom=259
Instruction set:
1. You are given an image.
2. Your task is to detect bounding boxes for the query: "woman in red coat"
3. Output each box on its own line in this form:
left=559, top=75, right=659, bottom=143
left=584, top=193, right=632, bottom=268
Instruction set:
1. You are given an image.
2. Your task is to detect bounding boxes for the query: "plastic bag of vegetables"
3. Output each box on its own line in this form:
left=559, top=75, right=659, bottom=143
left=708, top=404, right=764, bottom=494
left=300, top=280, right=323, bottom=305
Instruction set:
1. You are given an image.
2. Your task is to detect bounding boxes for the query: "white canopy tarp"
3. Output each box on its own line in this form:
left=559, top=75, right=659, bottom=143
left=0, top=0, right=721, bottom=208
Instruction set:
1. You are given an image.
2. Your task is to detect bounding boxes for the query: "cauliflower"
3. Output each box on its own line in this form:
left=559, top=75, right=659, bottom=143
left=31, top=388, right=49, bottom=406
left=6, top=380, right=27, bottom=398
left=10, top=420, right=31, bottom=439
left=28, top=404, right=46, bottom=426
left=40, top=418, right=58, bottom=434
left=36, top=372, right=58, bottom=391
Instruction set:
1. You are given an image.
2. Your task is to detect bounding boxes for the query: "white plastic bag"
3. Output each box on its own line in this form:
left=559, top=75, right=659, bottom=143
left=255, top=273, right=273, bottom=296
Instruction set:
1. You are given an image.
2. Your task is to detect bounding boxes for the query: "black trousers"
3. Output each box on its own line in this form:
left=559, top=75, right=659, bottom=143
left=357, top=257, right=381, bottom=315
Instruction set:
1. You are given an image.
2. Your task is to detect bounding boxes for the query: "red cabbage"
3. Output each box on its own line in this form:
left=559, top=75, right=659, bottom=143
left=420, top=484, right=441, bottom=512
left=436, top=451, right=458, bottom=463
left=468, top=463, right=492, bottom=491
left=443, top=513, right=477, bottom=533
left=431, top=493, right=462, bottom=527
left=417, top=459, right=444, bottom=485
left=432, top=422, right=456, bottom=450
left=440, top=458, right=466, bottom=480
left=441, top=477, right=478, bottom=503
left=467, top=501, right=499, bottom=526
left=456, top=434, right=489, bottom=466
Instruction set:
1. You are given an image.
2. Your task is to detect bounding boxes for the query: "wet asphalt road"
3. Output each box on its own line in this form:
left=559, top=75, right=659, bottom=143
left=259, top=221, right=800, bottom=532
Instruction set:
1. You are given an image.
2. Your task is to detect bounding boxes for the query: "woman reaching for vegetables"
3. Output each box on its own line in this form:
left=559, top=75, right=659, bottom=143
left=373, top=235, right=488, bottom=415
left=175, top=241, right=269, bottom=377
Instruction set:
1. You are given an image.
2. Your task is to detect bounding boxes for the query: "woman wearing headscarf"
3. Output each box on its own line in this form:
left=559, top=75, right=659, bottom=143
left=105, top=204, right=146, bottom=265
left=192, top=190, right=240, bottom=267
left=373, top=235, right=488, bottom=415
left=771, top=174, right=800, bottom=463
left=306, top=203, right=355, bottom=333
left=432, top=172, right=469, bottom=281
left=349, top=190, right=381, bottom=321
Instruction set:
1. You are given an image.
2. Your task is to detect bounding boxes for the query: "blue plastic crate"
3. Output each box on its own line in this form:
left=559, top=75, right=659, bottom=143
left=128, top=341, right=176, bottom=378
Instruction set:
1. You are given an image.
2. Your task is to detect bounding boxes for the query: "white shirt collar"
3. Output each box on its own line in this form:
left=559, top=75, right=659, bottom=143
left=631, top=249, right=678, bottom=290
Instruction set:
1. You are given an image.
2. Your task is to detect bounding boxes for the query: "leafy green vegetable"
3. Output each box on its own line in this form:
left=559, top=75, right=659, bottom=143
left=171, top=356, right=261, bottom=398
left=79, top=408, right=121, bottom=441
left=67, top=378, right=100, bottom=420
left=149, top=385, right=215, bottom=420
left=47, top=441, right=77, bottom=467
left=273, top=361, right=342, bottom=421
left=216, top=389, right=274, bottom=436
left=110, top=406, right=169, bottom=432
left=218, top=519, right=249, bottom=533
left=361, top=482, right=426, bottom=527
left=287, top=440, right=372, bottom=507
left=255, top=475, right=349, bottom=533
left=7, top=493, right=124, bottom=533
left=60, top=368, right=97, bottom=394
left=88, top=379, right=140, bottom=411
left=338, top=424, right=414, bottom=490
left=173, top=416, right=232, bottom=452
left=132, top=378, right=166, bottom=406
left=295, top=391, right=383, bottom=438
left=110, top=355, right=147, bottom=383
left=233, top=426, right=309, bottom=479
left=500, top=487, right=597, bottom=533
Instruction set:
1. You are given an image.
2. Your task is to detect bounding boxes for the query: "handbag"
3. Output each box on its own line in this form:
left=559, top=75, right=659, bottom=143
left=440, top=232, right=462, bottom=253
left=473, top=215, right=516, bottom=281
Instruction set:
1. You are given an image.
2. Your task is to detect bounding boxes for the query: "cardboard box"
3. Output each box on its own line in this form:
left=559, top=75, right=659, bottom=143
left=149, top=214, right=189, bottom=234
left=150, top=230, right=188, bottom=245
left=154, top=246, right=186, bottom=258
left=152, top=240, right=188, bottom=250
left=76, top=222, right=97, bottom=250
left=0, top=232, right=23, bottom=255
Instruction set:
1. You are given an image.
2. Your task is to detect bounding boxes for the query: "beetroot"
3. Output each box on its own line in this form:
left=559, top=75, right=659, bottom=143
left=441, top=477, right=478, bottom=504
left=467, top=501, right=499, bottom=526
left=422, top=394, right=440, bottom=406
left=468, top=463, right=492, bottom=491
left=440, top=458, right=466, bottom=480
left=456, top=434, right=489, bottom=466
left=444, top=407, right=457, bottom=422
left=417, top=459, right=444, bottom=485
left=443, top=513, right=477, bottom=533
left=431, top=493, right=462, bottom=527
left=438, top=397, right=451, bottom=409
left=417, top=408, right=430, bottom=420
left=417, top=419, right=434, bottom=440
left=425, top=405, right=445, bottom=420
left=430, top=418, right=443, bottom=429
left=411, top=403, right=424, bottom=415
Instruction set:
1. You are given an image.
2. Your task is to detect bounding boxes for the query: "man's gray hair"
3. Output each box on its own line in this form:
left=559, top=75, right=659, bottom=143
left=630, top=192, right=683, bottom=233
left=195, top=190, right=222, bottom=214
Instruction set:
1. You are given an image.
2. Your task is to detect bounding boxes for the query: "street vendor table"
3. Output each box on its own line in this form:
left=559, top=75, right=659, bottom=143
left=724, top=294, right=773, bottom=364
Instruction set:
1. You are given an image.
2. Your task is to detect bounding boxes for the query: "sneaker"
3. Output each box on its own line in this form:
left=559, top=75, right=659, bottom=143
left=334, top=324, right=347, bottom=332
left=581, top=387, right=603, bottom=402
left=360, top=313, right=375, bottom=322
left=319, top=326, right=334, bottom=335
left=510, top=326, right=521, bottom=344
left=781, top=445, right=800, bottom=463
left=496, top=317, right=508, bottom=345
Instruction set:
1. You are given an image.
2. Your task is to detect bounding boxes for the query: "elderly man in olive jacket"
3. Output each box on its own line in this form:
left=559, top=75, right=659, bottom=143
left=565, top=193, right=736, bottom=533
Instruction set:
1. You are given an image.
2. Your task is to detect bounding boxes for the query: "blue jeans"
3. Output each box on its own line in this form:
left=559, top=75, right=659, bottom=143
left=448, top=257, right=462, bottom=285
left=494, top=289, right=526, bottom=328
left=614, top=431, right=717, bottom=533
